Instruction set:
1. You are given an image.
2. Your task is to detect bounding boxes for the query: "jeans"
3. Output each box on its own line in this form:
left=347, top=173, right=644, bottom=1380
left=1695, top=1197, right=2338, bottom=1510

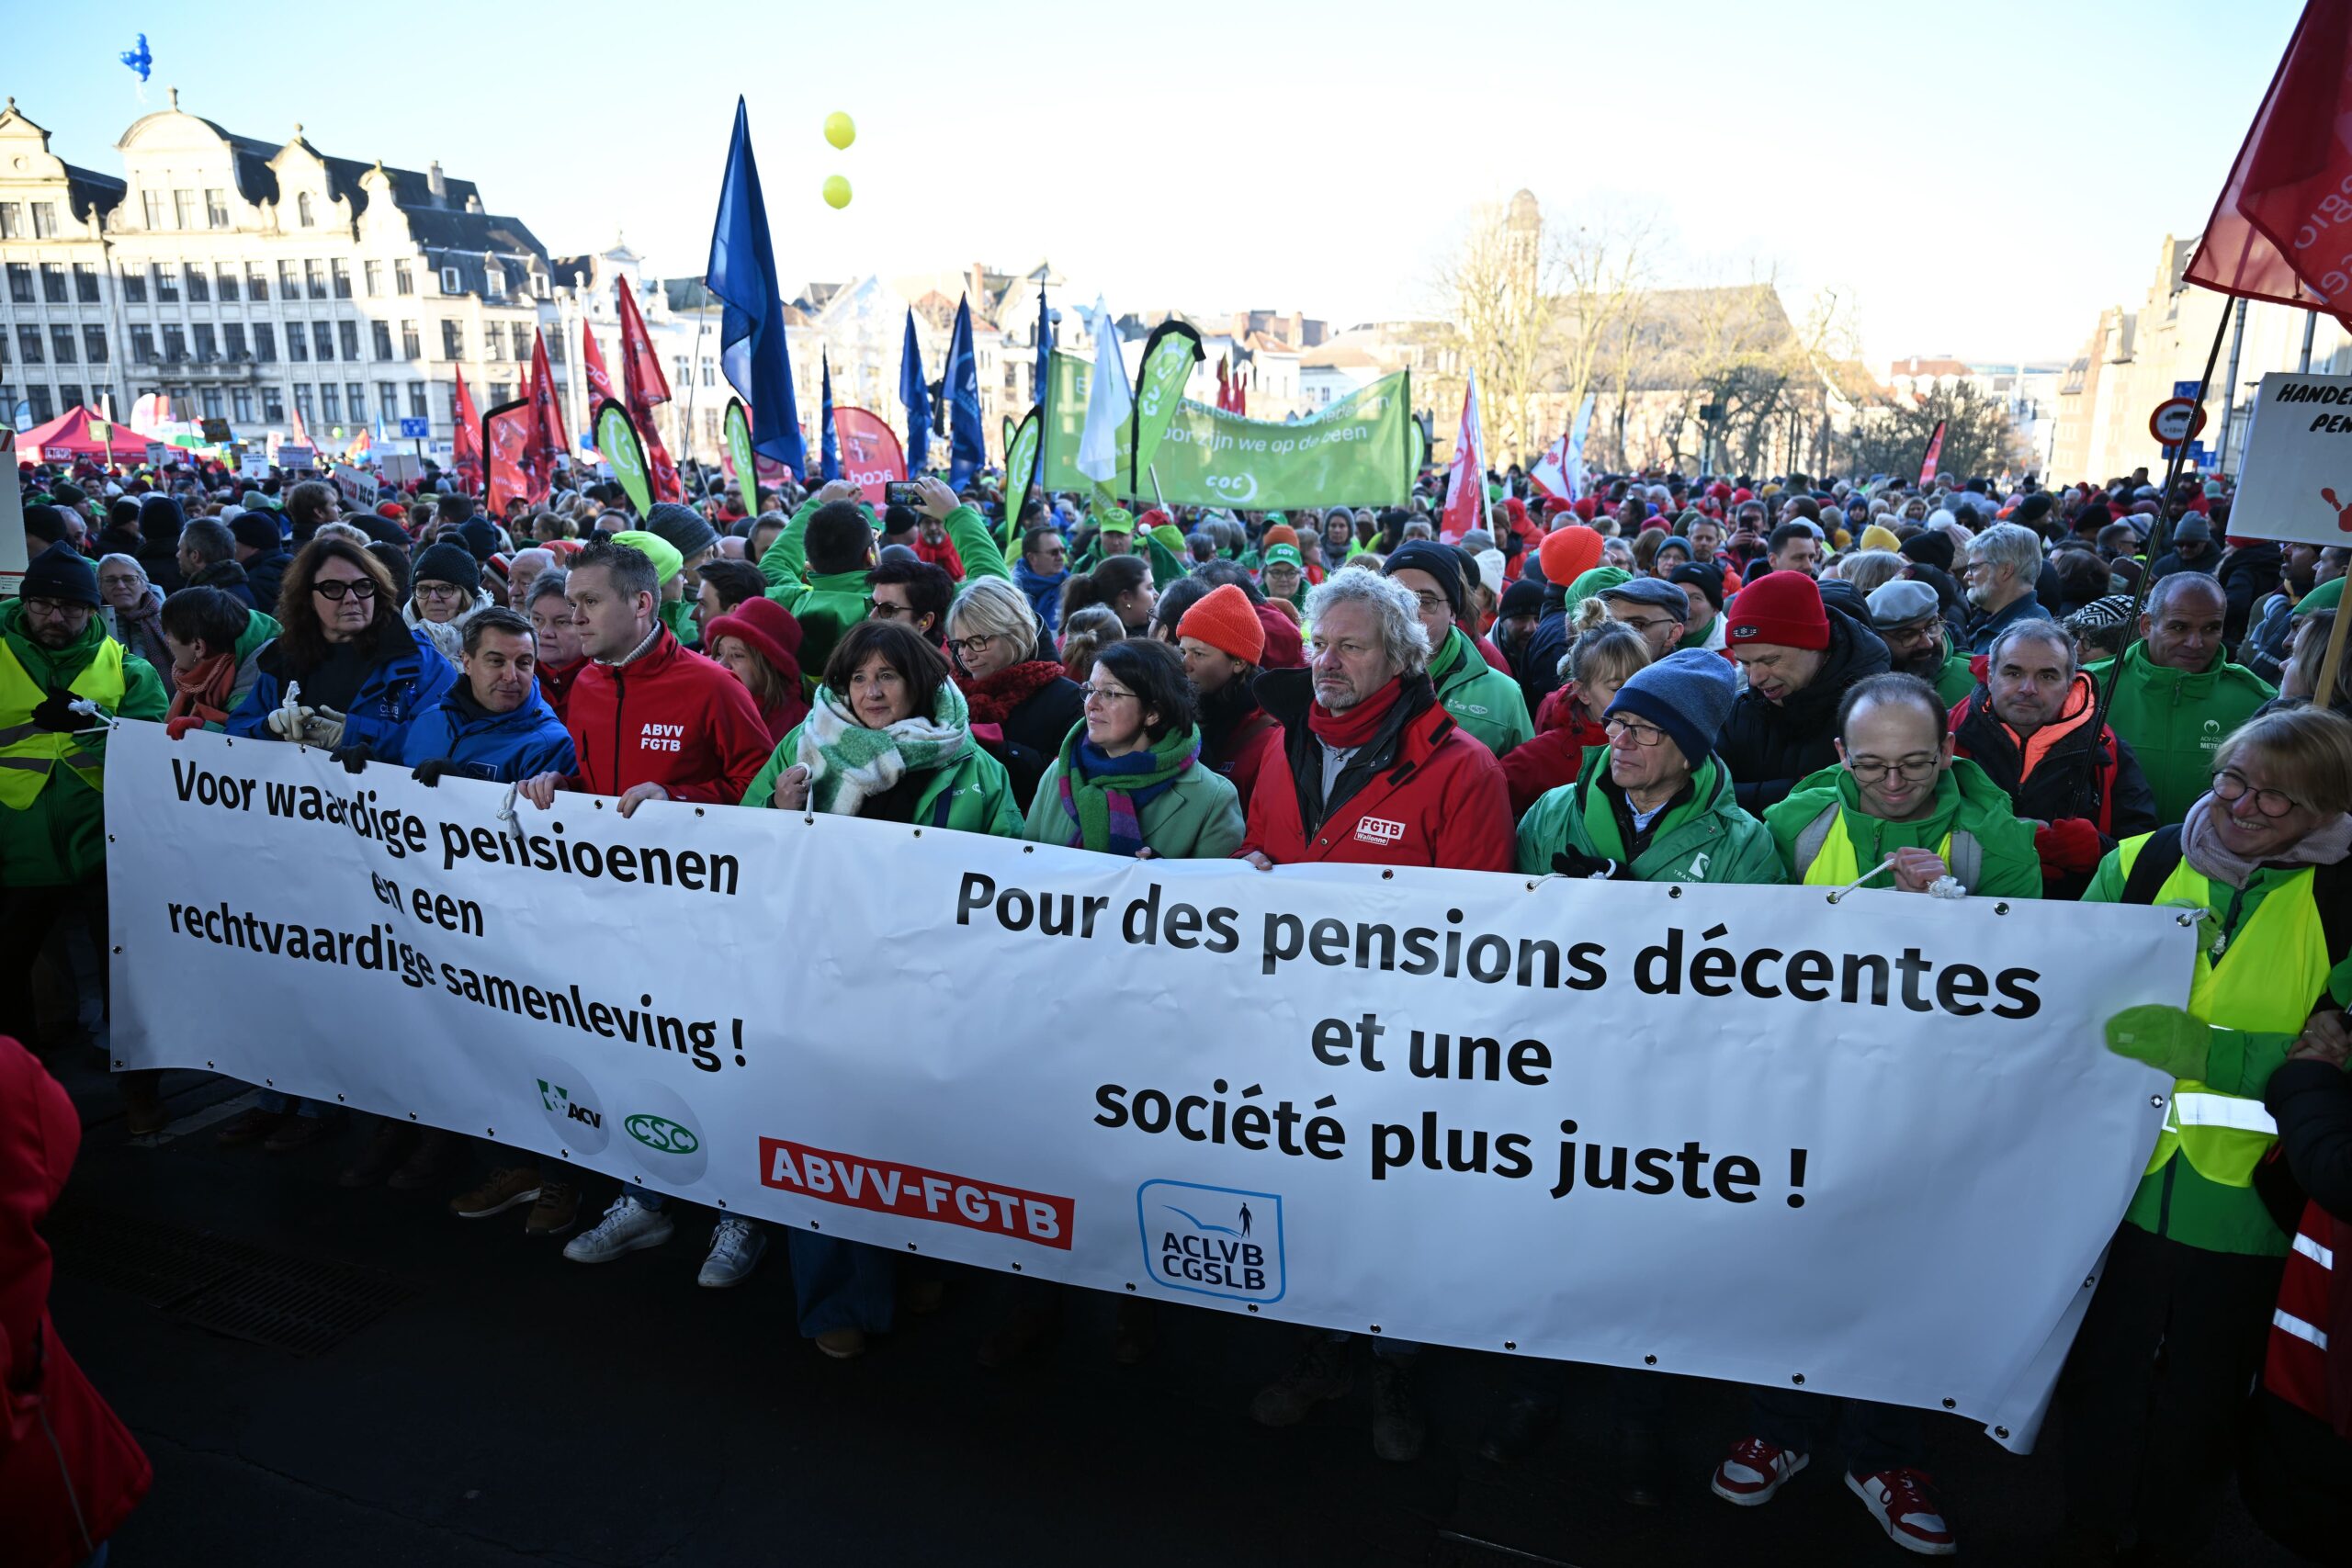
left=1747, top=1386, right=1923, bottom=1478
left=1, top=874, right=108, bottom=1048
left=786, top=1231, right=894, bottom=1337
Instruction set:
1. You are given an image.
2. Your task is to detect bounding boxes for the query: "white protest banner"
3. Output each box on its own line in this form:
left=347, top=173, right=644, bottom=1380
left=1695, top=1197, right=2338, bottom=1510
left=0, top=429, right=24, bottom=598
left=107, top=726, right=2193, bottom=1449
left=2231, top=370, right=2352, bottom=543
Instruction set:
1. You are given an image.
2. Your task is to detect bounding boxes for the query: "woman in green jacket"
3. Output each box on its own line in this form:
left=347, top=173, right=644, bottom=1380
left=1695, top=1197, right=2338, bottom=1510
left=1022, top=638, right=1244, bottom=861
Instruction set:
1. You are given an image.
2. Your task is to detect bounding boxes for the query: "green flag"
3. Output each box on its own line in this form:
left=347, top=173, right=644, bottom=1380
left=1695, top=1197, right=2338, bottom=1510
left=1001, top=405, right=1042, bottom=547
left=594, top=400, right=652, bottom=516
left=1042, top=352, right=1411, bottom=509
left=723, top=399, right=757, bottom=520
left=1128, top=321, right=1204, bottom=502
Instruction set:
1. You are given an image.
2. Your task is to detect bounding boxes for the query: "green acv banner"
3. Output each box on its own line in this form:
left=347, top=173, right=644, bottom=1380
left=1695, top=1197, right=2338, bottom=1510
left=1001, top=406, right=1041, bottom=543
left=723, top=400, right=757, bottom=521
left=1041, top=352, right=1412, bottom=508
left=594, top=400, right=652, bottom=516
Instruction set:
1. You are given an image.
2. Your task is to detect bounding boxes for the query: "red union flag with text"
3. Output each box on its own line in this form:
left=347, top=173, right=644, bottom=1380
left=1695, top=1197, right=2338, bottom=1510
left=615, top=279, right=684, bottom=502
left=2185, top=0, right=2352, bottom=327
left=483, top=400, right=534, bottom=516
left=1441, top=372, right=1488, bottom=544
left=526, top=329, right=568, bottom=497
left=451, top=365, right=484, bottom=493
left=831, top=407, right=906, bottom=505
left=581, top=319, right=615, bottom=410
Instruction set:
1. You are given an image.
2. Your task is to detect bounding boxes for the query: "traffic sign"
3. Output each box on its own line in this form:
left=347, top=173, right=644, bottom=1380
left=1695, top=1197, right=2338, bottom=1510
left=399, top=417, right=429, bottom=439
left=2150, top=397, right=2209, bottom=445
left=2174, top=380, right=2202, bottom=400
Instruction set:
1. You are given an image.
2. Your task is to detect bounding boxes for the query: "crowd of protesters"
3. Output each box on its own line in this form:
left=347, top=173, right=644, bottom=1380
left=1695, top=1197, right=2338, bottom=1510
left=9, top=446, right=2352, bottom=1566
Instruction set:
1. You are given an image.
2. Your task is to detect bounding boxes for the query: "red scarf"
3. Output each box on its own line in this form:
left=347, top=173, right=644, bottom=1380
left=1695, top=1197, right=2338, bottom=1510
left=167, top=652, right=239, bottom=728
left=956, top=660, right=1067, bottom=726
left=1307, top=675, right=1405, bottom=750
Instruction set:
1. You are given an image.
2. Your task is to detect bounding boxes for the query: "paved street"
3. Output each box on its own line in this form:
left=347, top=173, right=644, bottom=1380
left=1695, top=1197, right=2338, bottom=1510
left=42, top=1055, right=2300, bottom=1568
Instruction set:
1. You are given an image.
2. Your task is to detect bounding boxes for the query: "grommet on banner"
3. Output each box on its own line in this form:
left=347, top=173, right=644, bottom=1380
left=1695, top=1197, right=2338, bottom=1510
left=2151, top=1095, right=2165, bottom=1109
left=716, top=1199, right=727, bottom=1209
left=335, top=1093, right=344, bottom=1102
left=1247, top=1304, right=1258, bottom=1313
left=1524, top=880, right=1537, bottom=891
left=905, top=1242, right=917, bottom=1251
left=1791, top=1373, right=1805, bottom=1385
left=594, top=799, right=605, bottom=809
left=561, top=1149, right=569, bottom=1159
left=1023, top=844, right=1035, bottom=853
left=205, top=1060, right=214, bottom=1068
left=110, top=945, right=121, bottom=954
left=1010, top=1262, right=1022, bottom=1272
left=265, top=1077, right=273, bottom=1087
left=1369, top=1324, right=1382, bottom=1334
left=1503, top=1340, right=1517, bottom=1351
left=1995, top=1426, right=2009, bottom=1439
left=485, top=1127, right=494, bottom=1136
left=1645, top=1355, right=1657, bottom=1366
left=911, top=828, right=922, bottom=838
left=2175, top=909, right=2200, bottom=927
left=1381, top=870, right=1393, bottom=880
left=1942, top=1398, right=1957, bottom=1409
left=694, top=807, right=704, bottom=817
left=809, top=1220, right=820, bottom=1230
left=408, top=1111, right=417, bottom=1121
left=1125, top=1282, right=1136, bottom=1292
left=2083, top=1276, right=2096, bottom=1289
left=803, top=814, right=815, bottom=826
left=1668, top=886, right=1683, bottom=898
left=112, top=1059, right=120, bottom=1069
left=1994, top=902, right=2011, bottom=915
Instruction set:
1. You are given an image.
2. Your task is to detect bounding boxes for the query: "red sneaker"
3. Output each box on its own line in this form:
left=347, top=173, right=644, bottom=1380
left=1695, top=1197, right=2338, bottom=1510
left=1846, top=1467, right=1957, bottom=1556
left=1710, top=1435, right=1807, bottom=1506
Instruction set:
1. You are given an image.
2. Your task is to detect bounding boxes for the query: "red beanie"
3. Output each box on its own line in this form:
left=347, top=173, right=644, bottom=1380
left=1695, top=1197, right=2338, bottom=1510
left=1175, top=583, right=1266, bottom=664
left=704, top=595, right=806, bottom=684
left=1254, top=599, right=1305, bottom=668
left=1260, top=523, right=1299, bottom=552
left=1571, top=496, right=1599, bottom=521
left=1725, top=570, right=1830, bottom=651
left=1539, top=525, right=1604, bottom=587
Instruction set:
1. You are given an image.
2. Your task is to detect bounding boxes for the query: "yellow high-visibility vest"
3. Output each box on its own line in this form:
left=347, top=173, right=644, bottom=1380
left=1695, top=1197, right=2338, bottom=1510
left=0, top=635, right=122, bottom=807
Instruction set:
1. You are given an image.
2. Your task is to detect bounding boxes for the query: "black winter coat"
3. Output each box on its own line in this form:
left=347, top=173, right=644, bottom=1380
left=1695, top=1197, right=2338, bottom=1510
left=1716, top=604, right=1890, bottom=817
left=243, top=547, right=292, bottom=618
left=989, top=676, right=1084, bottom=814
left=2217, top=541, right=2283, bottom=649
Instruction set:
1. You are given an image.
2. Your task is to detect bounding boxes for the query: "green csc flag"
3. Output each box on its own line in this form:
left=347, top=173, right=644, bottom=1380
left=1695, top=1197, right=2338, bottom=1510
left=723, top=399, right=757, bottom=521
left=593, top=400, right=653, bottom=515
left=1042, top=351, right=1412, bottom=509
left=1129, top=321, right=1205, bottom=499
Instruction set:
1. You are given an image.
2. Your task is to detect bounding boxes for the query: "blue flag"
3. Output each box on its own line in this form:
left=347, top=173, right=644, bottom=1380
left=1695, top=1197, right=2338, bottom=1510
left=945, top=295, right=985, bottom=491
left=820, top=353, right=841, bottom=483
left=704, top=97, right=806, bottom=479
left=899, top=309, right=931, bottom=475
left=1033, top=285, right=1052, bottom=498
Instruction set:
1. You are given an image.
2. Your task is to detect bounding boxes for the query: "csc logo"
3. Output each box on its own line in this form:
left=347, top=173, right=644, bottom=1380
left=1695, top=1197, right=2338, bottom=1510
left=626, top=1113, right=700, bottom=1155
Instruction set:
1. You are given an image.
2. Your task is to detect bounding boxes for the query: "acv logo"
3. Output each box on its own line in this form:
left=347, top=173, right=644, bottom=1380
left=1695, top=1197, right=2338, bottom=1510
left=626, top=1112, right=700, bottom=1155
left=537, top=1079, right=602, bottom=1129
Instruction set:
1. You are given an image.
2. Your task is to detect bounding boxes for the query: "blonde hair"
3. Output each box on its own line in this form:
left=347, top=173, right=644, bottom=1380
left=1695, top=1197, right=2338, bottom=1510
left=1839, top=548, right=1906, bottom=598
left=2213, top=705, right=2352, bottom=814
left=1563, top=601, right=1652, bottom=689
left=1059, top=605, right=1125, bottom=682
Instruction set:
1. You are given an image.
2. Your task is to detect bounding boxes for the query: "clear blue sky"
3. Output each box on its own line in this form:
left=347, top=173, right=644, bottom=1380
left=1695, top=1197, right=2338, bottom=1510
left=11, top=0, right=2307, bottom=367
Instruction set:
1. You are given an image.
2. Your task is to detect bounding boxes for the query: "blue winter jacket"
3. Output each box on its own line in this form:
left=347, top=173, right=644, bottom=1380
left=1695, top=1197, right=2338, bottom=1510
left=401, top=686, right=576, bottom=784
left=225, top=619, right=458, bottom=765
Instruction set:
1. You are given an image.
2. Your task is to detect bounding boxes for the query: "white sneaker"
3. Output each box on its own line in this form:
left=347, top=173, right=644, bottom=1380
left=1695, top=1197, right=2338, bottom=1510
left=697, top=1215, right=767, bottom=1288
left=1710, top=1436, right=1808, bottom=1506
left=562, top=1195, right=675, bottom=1263
left=1847, top=1468, right=1958, bottom=1556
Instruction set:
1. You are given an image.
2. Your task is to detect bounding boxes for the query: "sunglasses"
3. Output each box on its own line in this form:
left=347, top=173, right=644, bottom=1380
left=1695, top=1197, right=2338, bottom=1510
left=312, top=579, right=378, bottom=602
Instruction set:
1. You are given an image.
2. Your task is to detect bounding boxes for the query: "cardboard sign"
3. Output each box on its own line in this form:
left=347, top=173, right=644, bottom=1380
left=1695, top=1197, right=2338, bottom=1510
left=2231, top=372, right=2352, bottom=546
left=278, top=445, right=316, bottom=471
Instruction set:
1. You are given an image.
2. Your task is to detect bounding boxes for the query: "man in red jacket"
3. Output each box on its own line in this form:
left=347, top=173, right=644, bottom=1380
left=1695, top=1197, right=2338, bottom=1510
left=3, top=1039, right=151, bottom=1568
left=1238, top=569, right=1510, bottom=1465
left=517, top=536, right=772, bottom=819
left=1239, top=569, right=1510, bottom=873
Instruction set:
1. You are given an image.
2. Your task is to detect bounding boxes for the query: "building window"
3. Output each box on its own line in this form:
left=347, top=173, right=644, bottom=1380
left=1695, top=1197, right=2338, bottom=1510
left=57, top=385, right=84, bottom=413
left=297, top=192, right=315, bottom=227
left=378, top=381, right=398, bottom=421
left=322, top=384, right=340, bottom=423
left=38, top=264, right=65, bottom=303
left=408, top=382, right=427, bottom=418
left=154, top=263, right=178, bottom=302
left=73, top=263, right=99, bottom=302
left=332, top=259, right=351, bottom=299
left=16, top=326, right=42, bottom=363
left=401, top=321, right=420, bottom=360
left=174, top=189, right=196, bottom=231
left=141, top=190, right=164, bottom=230
left=485, top=265, right=506, bottom=300
left=184, top=263, right=209, bottom=302
left=293, top=384, right=315, bottom=423
left=205, top=188, right=229, bottom=228
left=483, top=322, right=504, bottom=360
left=490, top=382, right=512, bottom=405
left=546, top=331, right=565, bottom=365
left=196, top=387, right=221, bottom=419
left=232, top=387, right=254, bottom=422
left=83, top=326, right=107, bottom=363
left=120, top=265, right=145, bottom=303
left=223, top=323, right=247, bottom=360
left=30, top=202, right=58, bottom=239
left=440, top=266, right=462, bottom=295
left=312, top=322, right=334, bottom=362
left=348, top=383, right=367, bottom=423
left=395, top=261, right=414, bottom=296
left=371, top=321, right=393, bottom=360
left=50, top=326, right=75, bottom=364
left=304, top=261, right=325, bottom=299
left=262, top=386, right=283, bottom=422
left=673, top=355, right=688, bottom=388
left=254, top=324, right=276, bottom=362
left=6, top=263, right=30, bottom=303
left=442, top=320, right=464, bottom=359
left=277, top=261, right=298, bottom=298
left=26, top=386, right=51, bottom=423
left=363, top=260, right=381, bottom=297
left=0, top=203, right=18, bottom=238
left=336, top=321, right=357, bottom=360
left=247, top=262, right=269, bottom=301
left=703, top=358, right=715, bottom=388
left=161, top=325, right=185, bottom=362
left=193, top=324, right=217, bottom=361
left=287, top=323, right=307, bottom=361
left=130, top=326, right=154, bottom=362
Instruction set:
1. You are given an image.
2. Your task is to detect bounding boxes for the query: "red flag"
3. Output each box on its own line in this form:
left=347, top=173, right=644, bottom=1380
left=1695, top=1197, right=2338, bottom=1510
left=484, top=400, right=534, bottom=516
left=582, top=319, right=615, bottom=410
left=1918, top=419, right=1949, bottom=486
left=291, top=401, right=312, bottom=451
left=615, top=279, right=683, bottom=502
left=1216, top=355, right=1231, bottom=413
left=526, top=329, right=569, bottom=502
left=451, top=365, right=484, bottom=494
left=1441, top=373, right=1489, bottom=545
left=831, top=406, right=908, bottom=505
left=2185, top=1, right=2352, bottom=327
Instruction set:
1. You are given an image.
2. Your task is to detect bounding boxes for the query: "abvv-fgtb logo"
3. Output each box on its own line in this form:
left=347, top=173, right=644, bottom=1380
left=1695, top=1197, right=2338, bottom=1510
left=1137, top=1179, right=1284, bottom=1303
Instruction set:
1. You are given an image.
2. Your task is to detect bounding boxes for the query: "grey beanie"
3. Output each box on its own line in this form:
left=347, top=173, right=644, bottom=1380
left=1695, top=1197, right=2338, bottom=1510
left=1866, top=579, right=1941, bottom=628
left=645, top=502, right=719, bottom=559
left=1605, top=648, right=1738, bottom=771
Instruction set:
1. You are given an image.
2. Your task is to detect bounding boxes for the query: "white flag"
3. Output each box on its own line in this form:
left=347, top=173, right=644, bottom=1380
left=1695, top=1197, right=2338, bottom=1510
left=1075, top=296, right=1132, bottom=485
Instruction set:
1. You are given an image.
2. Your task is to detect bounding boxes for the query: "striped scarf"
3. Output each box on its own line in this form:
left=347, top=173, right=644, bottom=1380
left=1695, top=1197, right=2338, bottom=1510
left=1057, top=722, right=1198, bottom=855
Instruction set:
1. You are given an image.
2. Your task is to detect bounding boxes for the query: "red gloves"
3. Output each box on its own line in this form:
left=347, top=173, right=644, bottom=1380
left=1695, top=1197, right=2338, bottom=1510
left=2036, top=818, right=2104, bottom=877
left=164, top=716, right=205, bottom=740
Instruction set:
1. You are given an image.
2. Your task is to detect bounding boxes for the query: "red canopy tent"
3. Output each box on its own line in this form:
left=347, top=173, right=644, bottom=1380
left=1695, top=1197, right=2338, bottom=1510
left=19, top=406, right=121, bottom=464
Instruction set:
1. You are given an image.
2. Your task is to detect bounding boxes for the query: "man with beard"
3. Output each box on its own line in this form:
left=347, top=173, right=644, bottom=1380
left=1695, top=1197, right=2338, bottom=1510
left=1962, top=523, right=2053, bottom=653
left=1866, top=580, right=1975, bottom=706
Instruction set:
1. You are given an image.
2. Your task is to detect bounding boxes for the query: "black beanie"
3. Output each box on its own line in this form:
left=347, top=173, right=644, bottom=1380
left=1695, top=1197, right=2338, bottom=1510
left=21, top=547, right=101, bottom=607
left=412, top=541, right=481, bottom=596
left=1383, top=540, right=1465, bottom=617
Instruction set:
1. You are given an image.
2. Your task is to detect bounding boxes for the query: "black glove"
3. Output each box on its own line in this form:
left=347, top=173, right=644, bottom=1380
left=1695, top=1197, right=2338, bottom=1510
left=331, top=740, right=374, bottom=775
left=411, top=758, right=455, bottom=788
left=29, top=687, right=83, bottom=733
left=1552, top=848, right=1634, bottom=882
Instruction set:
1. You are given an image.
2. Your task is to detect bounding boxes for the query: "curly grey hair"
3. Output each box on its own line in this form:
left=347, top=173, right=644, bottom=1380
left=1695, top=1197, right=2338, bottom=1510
left=1306, top=566, right=1430, bottom=676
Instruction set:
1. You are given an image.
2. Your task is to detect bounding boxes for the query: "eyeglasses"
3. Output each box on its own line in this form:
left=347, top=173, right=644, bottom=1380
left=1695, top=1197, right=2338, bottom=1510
left=414, top=583, right=466, bottom=603
left=945, top=632, right=999, bottom=657
left=1407, top=590, right=1450, bottom=614
left=1603, top=716, right=1668, bottom=748
left=22, top=596, right=91, bottom=617
left=312, top=578, right=378, bottom=602
left=864, top=597, right=911, bottom=619
left=98, top=574, right=145, bottom=590
left=1616, top=615, right=1678, bottom=634
left=1082, top=683, right=1141, bottom=706
left=1845, top=754, right=1941, bottom=783
left=2213, top=767, right=2302, bottom=818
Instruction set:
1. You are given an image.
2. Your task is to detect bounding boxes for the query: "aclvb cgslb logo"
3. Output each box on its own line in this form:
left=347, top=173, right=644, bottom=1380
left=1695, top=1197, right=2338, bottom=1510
left=1138, top=1179, right=1285, bottom=1303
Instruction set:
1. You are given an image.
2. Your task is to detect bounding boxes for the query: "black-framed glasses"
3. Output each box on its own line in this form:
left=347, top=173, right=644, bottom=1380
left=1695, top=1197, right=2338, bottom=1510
left=1603, top=716, right=1668, bottom=748
left=312, top=579, right=377, bottom=602
left=2213, top=767, right=2301, bottom=818
left=946, top=632, right=999, bottom=657
left=864, top=597, right=910, bottom=619
left=22, top=596, right=91, bottom=616
left=1845, top=754, right=1941, bottom=783
left=1082, top=683, right=1141, bottom=706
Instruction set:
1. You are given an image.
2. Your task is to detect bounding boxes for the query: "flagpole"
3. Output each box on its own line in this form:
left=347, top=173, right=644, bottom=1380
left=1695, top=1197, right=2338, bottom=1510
left=675, top=319, right=719, bottom=512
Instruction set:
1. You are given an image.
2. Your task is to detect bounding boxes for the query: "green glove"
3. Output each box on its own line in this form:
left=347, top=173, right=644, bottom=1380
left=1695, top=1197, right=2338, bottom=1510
left=2104, top=1003, right=2211, bottom=1081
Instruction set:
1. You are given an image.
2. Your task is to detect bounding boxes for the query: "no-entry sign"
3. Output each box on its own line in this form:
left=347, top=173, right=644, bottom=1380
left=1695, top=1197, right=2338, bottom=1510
left=2149, top=397, right=2209, bottom=446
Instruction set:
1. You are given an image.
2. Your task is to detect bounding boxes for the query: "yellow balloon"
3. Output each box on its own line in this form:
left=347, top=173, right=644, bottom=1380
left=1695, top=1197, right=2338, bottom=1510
left=821, top=174, right=852, bottom=209
left=823, top=111, right=856, bottom=151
